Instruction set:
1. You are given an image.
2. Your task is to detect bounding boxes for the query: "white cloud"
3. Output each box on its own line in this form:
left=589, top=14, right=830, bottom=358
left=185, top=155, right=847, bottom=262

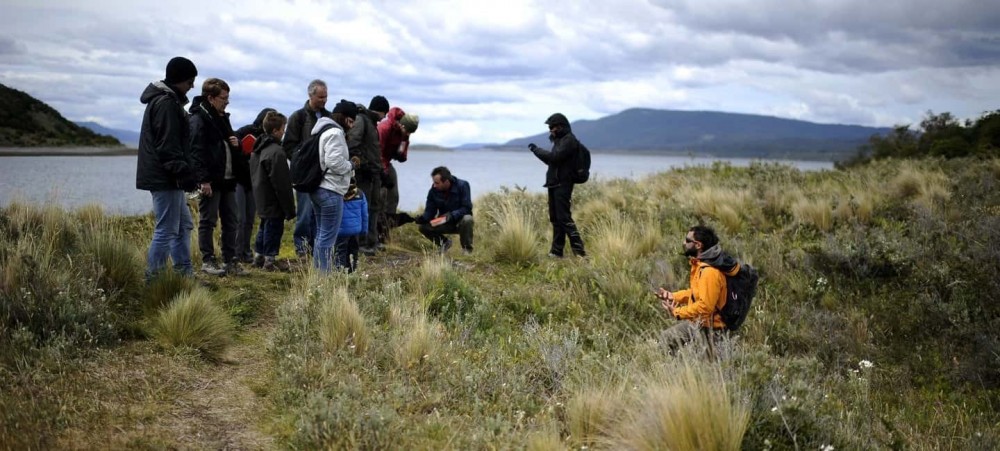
left=0, top=0, right=998, bottom=145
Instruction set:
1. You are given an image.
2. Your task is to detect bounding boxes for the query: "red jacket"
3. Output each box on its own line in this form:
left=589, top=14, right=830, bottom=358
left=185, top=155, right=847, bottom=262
left=378, top=106, right=410, bottom=172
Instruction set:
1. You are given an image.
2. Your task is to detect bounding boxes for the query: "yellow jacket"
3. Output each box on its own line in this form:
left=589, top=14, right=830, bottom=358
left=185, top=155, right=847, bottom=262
left=671, top=258, right=737, bottom=329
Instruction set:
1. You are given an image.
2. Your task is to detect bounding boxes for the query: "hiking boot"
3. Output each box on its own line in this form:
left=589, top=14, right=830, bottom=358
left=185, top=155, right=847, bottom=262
left=201, top=259, right=226, bottom=276
left=262, top=257, right=289, bottom=272
left=375, top=242, right=386, bottom=252
left=462, top=246, right=473, bottom=256
left=359, top=246, right=377, bottom=256
left=547, top=252, right=563, bottom=258
left=223, top=262, right=248, bottom=276
left=439, top=238, right=453, bottom=254
left=252, top=253, right=265, bottom=268
left=240, top=253, right=254, bottom=264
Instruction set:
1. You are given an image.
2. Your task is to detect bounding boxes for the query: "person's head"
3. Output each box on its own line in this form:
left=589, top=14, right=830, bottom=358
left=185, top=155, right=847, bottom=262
left=545, top=113, right=571, bottom=141
left=307, top=79, right=328, bottom=111
left=164, top=56, right=197, bottom=94
left=431, top=166, right=452, bottom=191
left=399, top=113, right=419, bottom=135
left=201, top=78, right=230, bottom=114
left=332, top=99, right=358, bottom=130
left=368, top=95, right=390, bottom=118
left=262, top=111, right=287, bottom=140
left=684, top=225, right=719, bottom=257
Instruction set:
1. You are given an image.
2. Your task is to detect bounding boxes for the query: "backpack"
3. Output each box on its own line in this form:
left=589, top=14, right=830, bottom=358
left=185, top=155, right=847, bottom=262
left=711, top=261, right=759, bottom=331
left=572, top=143, right=592, bottom=184
left=290, top=124, right=334, bottom=193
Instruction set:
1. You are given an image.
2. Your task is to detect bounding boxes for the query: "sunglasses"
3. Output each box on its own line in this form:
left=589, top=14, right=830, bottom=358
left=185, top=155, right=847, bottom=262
left=684, top=237, right=698, bottom=244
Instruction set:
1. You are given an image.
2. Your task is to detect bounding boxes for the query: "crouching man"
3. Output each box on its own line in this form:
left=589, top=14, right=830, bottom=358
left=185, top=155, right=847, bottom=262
left=413, top=166, right=473, bottom=254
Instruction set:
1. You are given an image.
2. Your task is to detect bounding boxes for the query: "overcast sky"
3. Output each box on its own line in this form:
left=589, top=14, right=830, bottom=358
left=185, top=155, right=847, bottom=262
left=2, top=0, right=998, bottom=147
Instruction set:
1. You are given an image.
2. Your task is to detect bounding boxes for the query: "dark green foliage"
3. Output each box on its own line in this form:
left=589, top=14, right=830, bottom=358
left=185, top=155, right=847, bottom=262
left=842, top=109, right=1000, bottom=167
left=0, top=83, right=122, bottom=147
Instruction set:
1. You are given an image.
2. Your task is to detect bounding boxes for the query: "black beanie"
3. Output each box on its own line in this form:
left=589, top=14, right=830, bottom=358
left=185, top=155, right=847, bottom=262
left=368, top=95, right=389, bottom=113
left=332, top=99, right=358, bottom=119
left=164, top=56, right=198, bottom=84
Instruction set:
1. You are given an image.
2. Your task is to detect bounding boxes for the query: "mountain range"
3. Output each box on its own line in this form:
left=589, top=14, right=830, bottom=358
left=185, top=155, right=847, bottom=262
left=498, top=108, right=890, bottom=160
left=0, top=83, right=122, bottom=147
left=75, top=121, right=140, bottom=148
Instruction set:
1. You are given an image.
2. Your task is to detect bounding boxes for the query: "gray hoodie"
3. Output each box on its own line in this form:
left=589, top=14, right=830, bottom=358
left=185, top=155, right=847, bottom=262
left=311, top=117, right=354, bottom=195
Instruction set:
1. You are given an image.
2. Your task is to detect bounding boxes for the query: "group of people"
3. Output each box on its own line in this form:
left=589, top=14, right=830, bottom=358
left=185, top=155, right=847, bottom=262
left=136, top=56, right=742, bottom=343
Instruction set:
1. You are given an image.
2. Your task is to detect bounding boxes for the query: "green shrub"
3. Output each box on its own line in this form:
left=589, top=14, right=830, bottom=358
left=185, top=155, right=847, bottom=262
left=149, top=288, right=234, bottom=361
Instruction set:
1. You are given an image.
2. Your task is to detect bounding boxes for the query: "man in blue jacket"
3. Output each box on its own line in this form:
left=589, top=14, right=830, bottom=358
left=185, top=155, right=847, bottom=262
left=414, top=166, right=474, bottom=254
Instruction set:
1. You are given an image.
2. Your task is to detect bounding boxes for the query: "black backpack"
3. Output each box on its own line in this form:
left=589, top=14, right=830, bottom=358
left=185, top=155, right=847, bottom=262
left=290, top=124, right=334, bottom=193
left=705, top=261, right=759, bottom=331
left=571, top=143, right=592, bottom=184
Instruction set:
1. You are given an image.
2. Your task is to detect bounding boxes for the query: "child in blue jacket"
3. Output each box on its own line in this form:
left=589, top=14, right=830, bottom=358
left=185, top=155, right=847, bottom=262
left=335, top=181, right=368, bottom=273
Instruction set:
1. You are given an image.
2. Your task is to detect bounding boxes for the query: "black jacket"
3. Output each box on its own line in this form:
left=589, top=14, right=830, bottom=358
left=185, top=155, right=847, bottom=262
left=531, top=129, right=581, bottom=188
left=282, top=101, right=331, bottom=161
left=188, top=97, right=251, bottom=189
left=418, top=176, right=473, bottom=223
left=136, top=81, right=195, bottom=191
left=346, top=106, right=382, bottom=175
left=250, top=135, right=295, bottom=220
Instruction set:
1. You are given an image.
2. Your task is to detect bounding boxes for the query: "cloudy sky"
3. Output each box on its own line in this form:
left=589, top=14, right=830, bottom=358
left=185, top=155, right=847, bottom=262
left=2, top=0, right=998, bottom=147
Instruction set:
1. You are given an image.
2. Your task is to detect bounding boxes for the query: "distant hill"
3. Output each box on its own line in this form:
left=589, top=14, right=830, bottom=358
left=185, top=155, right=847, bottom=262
left=0, top=83, right=122, bottom=147
left=75, top=121, right=139, bottom=148
left=501, top=108, right=891, bottom=160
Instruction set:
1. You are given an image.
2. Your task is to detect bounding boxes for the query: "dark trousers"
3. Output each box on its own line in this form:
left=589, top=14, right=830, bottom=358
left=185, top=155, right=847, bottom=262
left=293, top=191, right=316, bottom=256
left=357, top=170, right=382, bottom=247
left=419, top=215, right=474, bottom=250
left=198, top=184, right=239, bottom=263
left=254, top=217, right=285, bottom=257
left=234, top=184, right=256, bottom=260
left=334, top=234, right=360, bottom=273
left=547, top=184, right=585, bottom=257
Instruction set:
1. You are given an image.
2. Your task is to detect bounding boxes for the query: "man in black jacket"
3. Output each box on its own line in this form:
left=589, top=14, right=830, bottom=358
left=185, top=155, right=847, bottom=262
left=347, top=95, right=389, bottom=255
left=136, top=56, right=198, bottom=279
left=283, top=79, right=330, bottom=258
left=413, top=166, right=474, bottom=254
left=189, top=78, right=250, bottom=275
left=529, top=113, right=586, bottom=257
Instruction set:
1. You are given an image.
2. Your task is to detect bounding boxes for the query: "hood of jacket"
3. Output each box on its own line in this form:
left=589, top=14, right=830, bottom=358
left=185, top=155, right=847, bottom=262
left=385, top=106, right=406, bottom=126
left=312, top=116, right=342, bottom=135
left=140, top=81, right=187, bottom=106
left=253, top=107, right=276, bottom=128
left=252, top=134, right=278, bottom=154
left=697, top=244, right=739, bottom=274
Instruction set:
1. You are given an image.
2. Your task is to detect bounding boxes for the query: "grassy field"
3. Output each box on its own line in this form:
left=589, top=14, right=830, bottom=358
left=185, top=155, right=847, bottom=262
left=2, top=157, right=998, bottom=450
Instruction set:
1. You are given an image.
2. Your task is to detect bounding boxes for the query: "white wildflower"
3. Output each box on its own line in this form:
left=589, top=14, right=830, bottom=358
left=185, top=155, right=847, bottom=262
left=859, top=360, right=874, bottom=369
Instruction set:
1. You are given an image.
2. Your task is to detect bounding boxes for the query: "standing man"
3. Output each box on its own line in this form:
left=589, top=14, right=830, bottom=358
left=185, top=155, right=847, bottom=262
left=283, top=80, right=331, bottom=259
left=189, top=78, right=250, bottom=276
left=656, top=225, right=737, bottom=349
left=136, top=56, right=198, bottom=280
left=347, top=95, right=389, bottom=255
left=529, top=113, right=586, bottom=258
left=413, top=166, right=474, bottom=254
left=234, top=107, right=277, bottom=264
left=377, top=106, right=419, bottom=242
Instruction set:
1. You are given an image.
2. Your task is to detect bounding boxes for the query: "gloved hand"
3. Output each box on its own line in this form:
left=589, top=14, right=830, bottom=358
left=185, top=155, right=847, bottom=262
left=528, top=143, right=538, bottom=152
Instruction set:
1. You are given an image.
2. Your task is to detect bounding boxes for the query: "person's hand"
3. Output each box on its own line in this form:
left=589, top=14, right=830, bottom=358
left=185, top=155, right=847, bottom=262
left=528, top=143, right=538, bottom=152
left=350, top=156, right=361, bottom=169
left=228, top=136, right=239, bottom=147
left=199, top=182, right=213, bottom=197
left=414, top=216, right=428, bottom=225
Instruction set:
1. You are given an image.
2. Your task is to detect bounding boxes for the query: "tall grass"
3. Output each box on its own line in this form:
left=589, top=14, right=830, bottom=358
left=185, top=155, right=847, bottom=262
left=394, top=313, right=438, bottom=369
left=587, top=215, right=662, bottom=262
left=149, top=287, right=234, bottom=361
left=566, top=387, right=622, bottom=447
left=318, top=285, right=369, bottom=356
left=486, top=196, right=540, bottom=265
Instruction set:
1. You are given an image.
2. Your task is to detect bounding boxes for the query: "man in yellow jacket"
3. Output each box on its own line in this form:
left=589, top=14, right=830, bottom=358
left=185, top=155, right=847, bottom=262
left=657, top=225, right=739, bottom=349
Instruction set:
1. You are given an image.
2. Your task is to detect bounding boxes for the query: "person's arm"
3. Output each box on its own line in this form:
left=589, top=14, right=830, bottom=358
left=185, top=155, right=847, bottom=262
left=187, top=113, right=211, bottom=189
left=673, top=267, right=725, bottom=322
left=321, top=129, right=354, bottom=176
left=268, top=149, right=296, bottom=219
left=151, top=98, right=191, bottom=181
left=449, top=180, right=473, bottom=220
left=417, top=189, right=436, bottom=224
left=282, top=110, right=303, bottom=160
left=530, top=135, right=577, bottom=165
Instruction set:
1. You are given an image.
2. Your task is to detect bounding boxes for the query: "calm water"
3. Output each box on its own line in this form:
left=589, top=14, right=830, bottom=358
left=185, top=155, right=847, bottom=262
left=0, top=151, right=832, bottom=215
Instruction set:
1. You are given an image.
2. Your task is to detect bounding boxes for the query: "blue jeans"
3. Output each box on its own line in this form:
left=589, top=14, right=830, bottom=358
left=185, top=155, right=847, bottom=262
left=310, top=188, right=344, bottom=273
left=294, top=191, right=316, bottom=256
left=147, top=190, right=193, bottom=278
left=254, top=217, right=285, bottom=257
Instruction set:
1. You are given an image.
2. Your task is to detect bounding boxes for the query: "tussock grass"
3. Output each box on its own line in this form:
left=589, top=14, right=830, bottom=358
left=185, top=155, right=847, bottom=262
left=588, top=217, right=662, bottom=262
left=81, top=227, right=143, bottom=297
left=318, top=286, right=369, bottom=355
left=791, top=195, right=833, bottom=231
left=487, top=196, right=540, bottom=264
left=888, top=164, right=951, bottom=209
left=606, top=360, right=749, bottom=451
left=394, top=313, right=437, bottom=369
left=141, top=269, right=195, bottom=314
left=566, top=387, right=622, bottom=447
left=150, top=287, right=234, bottom=361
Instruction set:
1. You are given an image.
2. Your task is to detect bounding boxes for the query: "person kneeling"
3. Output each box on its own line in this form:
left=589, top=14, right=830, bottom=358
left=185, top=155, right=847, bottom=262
left=413, top=166, right=473, bottom=254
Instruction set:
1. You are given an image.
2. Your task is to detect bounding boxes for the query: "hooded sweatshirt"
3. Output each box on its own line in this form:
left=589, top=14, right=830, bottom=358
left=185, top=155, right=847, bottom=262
left=670, top=244, right=739, bottom=329
left=136, top=81, right=193, bottom=191
left=377, top=106, right=410, bottom=171
left=312, top=117, right=354, bottom=195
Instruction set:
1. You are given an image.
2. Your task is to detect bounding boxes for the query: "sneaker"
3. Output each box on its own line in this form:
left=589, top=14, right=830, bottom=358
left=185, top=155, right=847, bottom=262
left=201, top=258, right=226, bottom=275
left=223, top=262, right=248, bottom=276
left=262, top=257, right=289, bottom=272
left=439, top=238, right=453, bottom=254
left=547, top=252, right=563, bottom=258
left=462, top=247, right=473, bottom=256
left=375, top=242, right=386, bottom=252
left=252, top=253, right=265, bottom=268
left=240, top=253, right=254, bottom=264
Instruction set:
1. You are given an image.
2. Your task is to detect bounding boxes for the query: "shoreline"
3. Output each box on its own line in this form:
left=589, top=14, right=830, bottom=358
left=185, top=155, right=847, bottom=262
left=0, top=146, right=137, bottom=157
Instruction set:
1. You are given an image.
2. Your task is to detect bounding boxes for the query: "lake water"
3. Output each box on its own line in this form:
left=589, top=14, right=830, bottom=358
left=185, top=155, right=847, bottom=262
left=0, top=150, right=832, bottom=215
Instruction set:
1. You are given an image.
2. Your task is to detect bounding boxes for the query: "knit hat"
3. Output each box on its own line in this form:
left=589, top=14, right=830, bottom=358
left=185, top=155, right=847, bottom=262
left=164, top=56, right=198, bottom=84
left=368, top=95, right=389, bottom=113
left=544, top=113, right=570, bottom=127
left=399, top=113, right=419, bottom=133
left=332, top=99, right=358, bottom=119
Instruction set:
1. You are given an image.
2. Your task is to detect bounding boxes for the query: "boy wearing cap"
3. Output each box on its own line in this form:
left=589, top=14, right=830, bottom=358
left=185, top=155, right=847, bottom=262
left=136, top=56, right=198, bottom=280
